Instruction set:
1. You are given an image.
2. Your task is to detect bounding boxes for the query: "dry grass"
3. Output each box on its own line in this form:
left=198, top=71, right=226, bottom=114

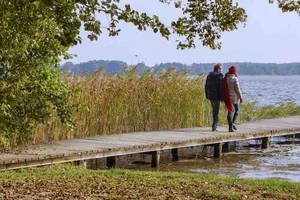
left=32, top=68, right=300, bottom=144
left=1, top=164, right=300, bottom=200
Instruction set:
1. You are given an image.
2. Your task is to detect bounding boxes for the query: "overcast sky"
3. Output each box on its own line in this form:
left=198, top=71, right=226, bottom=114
left=67, top=0, right=300, bottom=66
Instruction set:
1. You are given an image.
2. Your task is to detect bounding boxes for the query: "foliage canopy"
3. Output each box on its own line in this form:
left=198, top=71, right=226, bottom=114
left=0, top=0, right=299, bottom=146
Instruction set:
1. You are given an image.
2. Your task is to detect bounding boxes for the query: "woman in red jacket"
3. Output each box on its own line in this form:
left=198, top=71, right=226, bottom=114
left=223, top=66, right=243, bottom=132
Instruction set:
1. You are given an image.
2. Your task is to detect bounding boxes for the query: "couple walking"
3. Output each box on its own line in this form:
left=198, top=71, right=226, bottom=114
left=205, top=64, right=243, bottom=132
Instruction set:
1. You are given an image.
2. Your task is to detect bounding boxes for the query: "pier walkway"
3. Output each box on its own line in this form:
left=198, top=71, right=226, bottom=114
left=1, top=116, right=300, bottom=171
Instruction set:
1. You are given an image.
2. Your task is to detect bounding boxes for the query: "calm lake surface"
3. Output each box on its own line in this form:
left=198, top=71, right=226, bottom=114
left=240, top=75, right=300, bottom=106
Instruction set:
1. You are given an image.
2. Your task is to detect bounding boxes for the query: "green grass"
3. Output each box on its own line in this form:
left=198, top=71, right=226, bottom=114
left=1, top=164, right=300, bottom=199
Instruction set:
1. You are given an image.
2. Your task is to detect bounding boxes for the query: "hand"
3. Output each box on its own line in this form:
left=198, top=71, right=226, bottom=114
left=240, top=97, right=243, bottom=104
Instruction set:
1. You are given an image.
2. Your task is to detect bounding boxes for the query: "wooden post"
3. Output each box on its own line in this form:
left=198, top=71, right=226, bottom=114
left=262, top=137, right=270, bottom=149
left=222, top=142, right=229, bottom=153
left=74, top=160, right=87, bottom=168
left=234, top=141, right=238, bottom=148
left=106, top=156, right=116, bottom=168
left=87, top=158, right=103, bottom=170
left=171, top=149, right=179, bottom=161
left=151, top=151, right=160, bottom=168
left=86, top=159, right=93, bottom=169
left=95, top=158, right=103, bottom=169
left=214, top=143, right=222, bottom=158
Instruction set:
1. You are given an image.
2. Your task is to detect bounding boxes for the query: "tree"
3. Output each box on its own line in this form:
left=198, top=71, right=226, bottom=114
left=270, top=0, right=300, bottom=14
left=0, top=0, right=296, bottom=146
left=0, top=1, right=76, bottom=145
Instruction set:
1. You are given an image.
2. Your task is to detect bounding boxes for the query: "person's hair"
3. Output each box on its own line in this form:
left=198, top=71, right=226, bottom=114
left=214, top=63, right=222, bottom=72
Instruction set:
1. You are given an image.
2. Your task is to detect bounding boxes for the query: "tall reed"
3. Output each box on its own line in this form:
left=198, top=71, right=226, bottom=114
left=32, top=68, right=300, bottom=144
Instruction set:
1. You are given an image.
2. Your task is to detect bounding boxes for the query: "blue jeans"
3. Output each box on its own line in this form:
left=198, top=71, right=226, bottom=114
left=210, top=100, right=220, bottom=127
left=227, top=104, right=240, bottom=117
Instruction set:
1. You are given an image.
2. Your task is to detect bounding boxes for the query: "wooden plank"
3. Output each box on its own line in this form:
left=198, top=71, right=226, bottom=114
left=2, top=130, right=298, bottom=167
left=0, top=130, right=299, bottom=171
left=0, top=116, right=300, bottom=171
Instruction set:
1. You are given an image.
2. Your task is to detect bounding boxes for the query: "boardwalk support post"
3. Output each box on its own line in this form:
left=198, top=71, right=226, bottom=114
left=95, top=158, right=103, bottom=169
left=106, top=156, right=116, bottom=168
left=87, top=158, right=103, bottom=170
left=171, top=149, right=179, bottom=161
left=222, top=142, right=230, bottom=153
left=214, top=143, right=222, bottom=158
left=262, top=137, right=270, bottom=149
left=74, top=160, right=87, bottom=168
left=151, top=151, right=160, bottom=168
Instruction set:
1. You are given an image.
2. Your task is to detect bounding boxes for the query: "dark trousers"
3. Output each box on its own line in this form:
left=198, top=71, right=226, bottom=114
left=210, top=100, right=220, bottom=127
left=227, top=103, right=240, bottom=118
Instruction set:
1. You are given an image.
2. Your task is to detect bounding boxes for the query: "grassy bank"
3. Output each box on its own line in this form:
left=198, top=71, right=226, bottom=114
left=32, top=68, right=300, bottom=144
left=0, top=164, right=299, bottom=199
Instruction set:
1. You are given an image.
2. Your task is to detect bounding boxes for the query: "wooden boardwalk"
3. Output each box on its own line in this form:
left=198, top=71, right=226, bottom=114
left=1, top=116, right=300, bottom=171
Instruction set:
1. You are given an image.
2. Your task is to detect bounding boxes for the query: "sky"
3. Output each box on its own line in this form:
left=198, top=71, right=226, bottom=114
left=67, top=0, right=300, bottom=66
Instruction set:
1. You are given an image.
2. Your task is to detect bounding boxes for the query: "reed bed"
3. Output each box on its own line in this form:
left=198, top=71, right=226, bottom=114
left=32, top=68, right=300, bottom=144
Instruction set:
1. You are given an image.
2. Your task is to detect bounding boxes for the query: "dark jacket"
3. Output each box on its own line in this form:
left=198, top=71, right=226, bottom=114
left=205, top=71, right=224, bottom=101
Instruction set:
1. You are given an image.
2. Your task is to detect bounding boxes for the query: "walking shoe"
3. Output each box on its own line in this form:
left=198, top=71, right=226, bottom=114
left=212, top=126, right=220, bottom=132
left=232, top=113, right=238, bottom=131
left=232, top=123, right=237, bottom=130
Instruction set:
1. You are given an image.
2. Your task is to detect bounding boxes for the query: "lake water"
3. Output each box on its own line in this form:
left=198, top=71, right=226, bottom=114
left=120, top=138, right=300, bottom=183
left=240, top=76, right=300, bottom=106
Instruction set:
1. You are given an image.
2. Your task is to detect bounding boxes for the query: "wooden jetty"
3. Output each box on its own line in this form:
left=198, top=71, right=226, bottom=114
left=1, top=116, right=300, bottom=171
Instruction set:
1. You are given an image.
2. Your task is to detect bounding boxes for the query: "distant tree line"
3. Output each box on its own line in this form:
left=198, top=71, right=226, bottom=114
left=62, top=60, right=300, bottom=76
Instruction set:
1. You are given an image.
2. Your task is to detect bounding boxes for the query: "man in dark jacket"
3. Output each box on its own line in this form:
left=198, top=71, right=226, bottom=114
left=205, top=63, right=224, bottom=131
